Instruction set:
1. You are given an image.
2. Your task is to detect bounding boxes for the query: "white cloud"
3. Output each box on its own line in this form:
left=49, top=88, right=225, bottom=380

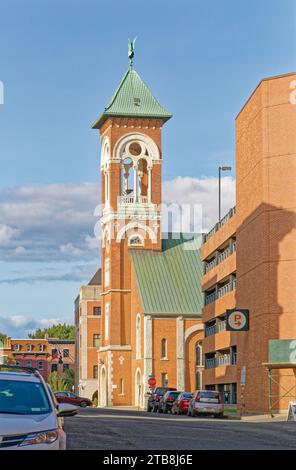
left=163, top=176, right=236, bottom=232
left=60, top=243, right=83, bottom=257
left=0, top=224, right=19, bottom=246
left=0, top=314, right=71, bottom=338
left=0, top=177, right=235, bottom=265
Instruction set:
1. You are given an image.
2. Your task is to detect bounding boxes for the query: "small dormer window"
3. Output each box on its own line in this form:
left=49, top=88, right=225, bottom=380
left=27, top=344, right=32, bottom=352
left=133, top=97, right=141, bottom=107
left=14, top=344, right=20, bottom=352
left=38, top=344, right=44, bottom=352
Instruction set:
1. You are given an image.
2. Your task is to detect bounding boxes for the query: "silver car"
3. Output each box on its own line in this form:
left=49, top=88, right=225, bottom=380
left=188, top=390, right=224, bottom=418
left=0, top=365, right=78, bottom=450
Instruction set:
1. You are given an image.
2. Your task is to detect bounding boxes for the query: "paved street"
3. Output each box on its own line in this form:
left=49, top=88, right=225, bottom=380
left=65, top=407, right=296, bottom=450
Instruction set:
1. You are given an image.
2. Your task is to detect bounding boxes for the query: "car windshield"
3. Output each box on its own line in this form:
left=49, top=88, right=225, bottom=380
left=0, top=379, right=52, bottom=415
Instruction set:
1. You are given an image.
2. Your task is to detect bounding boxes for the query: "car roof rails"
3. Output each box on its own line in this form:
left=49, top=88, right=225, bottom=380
left=0, top=364, right=41, bottom=378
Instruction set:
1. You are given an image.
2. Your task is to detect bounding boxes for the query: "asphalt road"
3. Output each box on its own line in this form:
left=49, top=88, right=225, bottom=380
left=64, top=407, right=296, bottom=450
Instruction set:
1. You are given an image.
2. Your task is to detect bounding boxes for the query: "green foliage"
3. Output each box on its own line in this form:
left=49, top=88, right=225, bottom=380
left=28, top=323, right=75, bottom=340
left=48, top=371, right=67, bottom=393
left=0, top=332, right=8, bottom=346
left=64, top=367, right=75, bottom=391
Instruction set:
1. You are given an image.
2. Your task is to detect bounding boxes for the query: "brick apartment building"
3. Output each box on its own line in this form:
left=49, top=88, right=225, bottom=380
left=201, top=72, right=296, bottom=413
left=1, top=337, right=75, bottom=382
left=74, top=270, right=102, bottom=400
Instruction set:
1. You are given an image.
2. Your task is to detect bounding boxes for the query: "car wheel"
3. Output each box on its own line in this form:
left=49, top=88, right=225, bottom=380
left=80, top=401, right=88, bottom=408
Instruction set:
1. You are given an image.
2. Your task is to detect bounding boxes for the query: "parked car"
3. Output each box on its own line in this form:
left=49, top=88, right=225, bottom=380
left=55, top=391, right=92, bottom=408
left=187, top=390, right=224, bottom=418
left=171, top=392, right=193, bottom=415
left=159, top=391, right=181, bottom=413
left=147, top=386, right=177, bottom=412
left=0, top=364, right=78, bottom=450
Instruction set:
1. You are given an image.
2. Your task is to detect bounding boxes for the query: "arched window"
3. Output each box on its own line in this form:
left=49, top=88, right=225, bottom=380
left=105, top=303, right=109, bottom=341
left=136, top=314, right=141, bottom=359
left=195, top=342, right=202, bottom=366
left=119, top=379, right=124, bottom=395
left=161, top=338, right=167, bottom=359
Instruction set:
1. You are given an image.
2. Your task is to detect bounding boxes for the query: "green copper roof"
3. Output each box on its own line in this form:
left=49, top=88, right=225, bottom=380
left=130, top=234, right=204, bottom=316
left=92, top=68, right=172, bottom=129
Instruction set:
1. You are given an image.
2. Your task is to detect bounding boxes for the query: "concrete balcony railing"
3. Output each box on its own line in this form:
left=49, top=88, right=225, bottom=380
left=203, top=207, right=236, bottom=244
left=204, top=279, right=237, bottom=305
left=204, top=242, right=237, bottom=274
left=205, top=353, right=237, bottom=369
left=205, top=320, right=227, bottom=337
left=118, top=195, right=150, bottom=205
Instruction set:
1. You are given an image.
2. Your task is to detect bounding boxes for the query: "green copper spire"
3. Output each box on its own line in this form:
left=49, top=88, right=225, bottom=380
left=92, top=45, right=172, bottom=129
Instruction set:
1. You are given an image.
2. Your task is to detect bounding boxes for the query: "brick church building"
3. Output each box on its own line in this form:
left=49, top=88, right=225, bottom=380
left=91, top=54, right=204, bottom=407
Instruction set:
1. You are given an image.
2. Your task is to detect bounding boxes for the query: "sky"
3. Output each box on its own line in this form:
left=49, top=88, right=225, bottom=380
left=0, top=0, right=295, bottom=337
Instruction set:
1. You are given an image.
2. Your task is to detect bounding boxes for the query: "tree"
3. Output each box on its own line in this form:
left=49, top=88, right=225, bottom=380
left=28, top=323, right=75, bottom=340
left=64, top=368, right=75, bottom=391
left=48, top=371, right=67, bottom=393
left=0, top=332, right=8, bottom=346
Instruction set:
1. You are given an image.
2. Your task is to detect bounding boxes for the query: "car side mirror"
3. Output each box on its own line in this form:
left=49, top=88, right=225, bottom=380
left=57, top=403, right=78, bottom=418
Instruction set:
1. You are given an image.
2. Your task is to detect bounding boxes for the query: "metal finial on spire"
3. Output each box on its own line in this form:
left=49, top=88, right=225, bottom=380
left=128, top=37, right=137, bottom=67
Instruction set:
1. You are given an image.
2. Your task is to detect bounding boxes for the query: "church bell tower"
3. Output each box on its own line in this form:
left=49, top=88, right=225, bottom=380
left=92, top=43, right=172, bottom=406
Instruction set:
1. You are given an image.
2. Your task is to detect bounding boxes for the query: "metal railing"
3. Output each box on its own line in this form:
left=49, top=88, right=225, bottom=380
left=205, top=320, right=227, bottom=337
left=203, top=207, right=236, bottom=243
left=205, top=241, right=237, bottom=274
left=205, top=279, right=236, bottom=305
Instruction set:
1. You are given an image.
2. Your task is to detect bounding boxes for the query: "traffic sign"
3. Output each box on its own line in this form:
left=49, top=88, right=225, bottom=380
left=148, top=376, right=156, bottom=388
left=226, top=309, right=249, bottom=331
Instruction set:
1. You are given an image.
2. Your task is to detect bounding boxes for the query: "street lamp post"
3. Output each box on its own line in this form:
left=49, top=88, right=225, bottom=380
left=219, top=166, right=232, bottom=222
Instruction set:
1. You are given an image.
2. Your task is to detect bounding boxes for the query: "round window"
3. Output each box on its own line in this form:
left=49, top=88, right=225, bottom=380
left=128, top=142, right=142, bottom=156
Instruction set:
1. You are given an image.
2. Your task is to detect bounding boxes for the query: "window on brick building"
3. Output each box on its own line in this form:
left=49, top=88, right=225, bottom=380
left=93, top=365, right=98, bottom=379
left=119, top=378, right=124, bottom=395
left=195, top=342, right=202, bottom=366
left=136, top=314, right=141, bottom=359
left=105, top=303, right=109, bottom=341
left=26, top=360, right=32, bottom=367
left=93, top=306, right=101, bottom=316
left=93, top=334, right=100, bottom=348
left=38, top=361, right=43, bottom=370
left=104, top=259, right=110, bottom=287
left=51, top=364, right=58, bottom=372
left=161, top=373, right=168, bottom=386
left=63, top=349, right=69, bottom=358
left=63, top=364, right=69, bottom=373
left=161, top=338, right=167, bottom=359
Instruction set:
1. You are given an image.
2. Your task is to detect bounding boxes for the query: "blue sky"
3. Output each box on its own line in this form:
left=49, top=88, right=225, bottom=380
left=0, top=0, right=295, bottom=336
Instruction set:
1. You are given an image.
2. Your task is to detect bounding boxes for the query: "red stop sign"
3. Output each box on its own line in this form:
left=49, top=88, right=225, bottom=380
left=148, top=377, right=156, bottom=388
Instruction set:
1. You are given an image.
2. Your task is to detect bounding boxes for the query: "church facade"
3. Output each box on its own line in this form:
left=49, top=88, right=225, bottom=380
left=91, top=57, right=204, bottom=407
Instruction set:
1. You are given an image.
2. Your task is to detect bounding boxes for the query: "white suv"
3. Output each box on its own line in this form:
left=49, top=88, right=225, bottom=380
left=0, top=365, right=78, bottom=450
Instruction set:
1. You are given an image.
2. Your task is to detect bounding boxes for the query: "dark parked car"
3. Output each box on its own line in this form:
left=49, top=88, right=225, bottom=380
left=147, top=387, right=177, bottom=412
left=159, top=391, right=181, bottom=413
left=171, top=392, right=193, bottom=415
left=55, top=391, right=92, bottom=408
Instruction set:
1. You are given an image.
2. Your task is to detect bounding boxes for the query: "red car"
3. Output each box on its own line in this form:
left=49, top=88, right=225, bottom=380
left=55, top=391, right=92, bottom=408
left=171, top=392, right=193, bottom=415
